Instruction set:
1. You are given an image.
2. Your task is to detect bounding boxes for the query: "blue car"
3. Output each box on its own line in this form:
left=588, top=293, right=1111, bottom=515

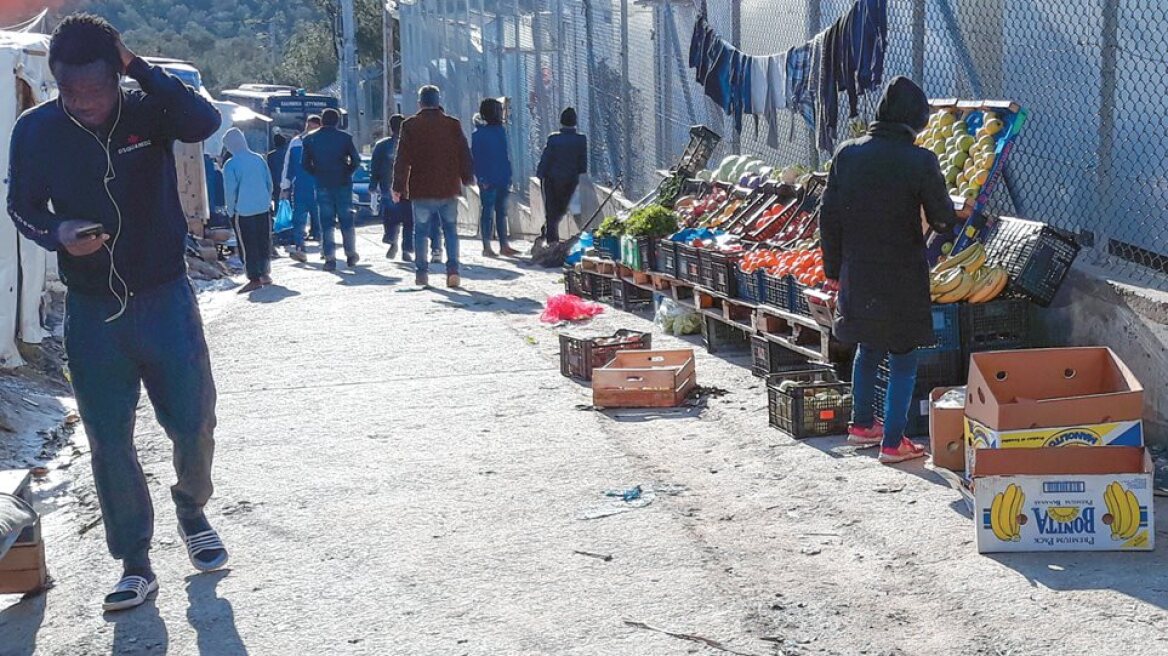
left=351, top=156, right=376, bottom=224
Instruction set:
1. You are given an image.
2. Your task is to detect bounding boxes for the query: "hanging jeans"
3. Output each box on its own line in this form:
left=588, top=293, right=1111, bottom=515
left=413, top=198, right=460, bottom=275
left=317, top=185, right=356, bottom=262
left=480, top=186, right=510, bottom=249
left=290, top=187, right=318, bottom=251
left=851, top=343, right=920, bottom=450
left=66, top=278, right=217, bottom=567
left=233, top=212, right=272, bottom=281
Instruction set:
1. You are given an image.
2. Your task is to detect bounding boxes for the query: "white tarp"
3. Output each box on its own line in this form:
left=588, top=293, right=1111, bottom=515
left=0, top=31, right=54, bottom=368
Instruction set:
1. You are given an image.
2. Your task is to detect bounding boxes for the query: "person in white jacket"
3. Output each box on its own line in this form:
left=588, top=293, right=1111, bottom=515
left=223, top=128, right=274, bottom=292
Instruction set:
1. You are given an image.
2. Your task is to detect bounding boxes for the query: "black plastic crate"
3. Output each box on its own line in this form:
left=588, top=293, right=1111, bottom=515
left=877, top=348, right=965, bottom=397
left=697, top=248, right=717, bottom=290
left=558, top=329, right=652, bottom=381
left=766, top=368, right=852, bottom=438
left=633, top=236, right=657, bottom=272
left=736, top=267, right=763, bottom=303
left=923, top=303, right=961, bottom=353
left=581, top=272, right=613, bottom=301
left=959, top=296, right=1030, bottom=359
left=708, top=251, right=742, bottom=297
left=564, top=267, right=584, bottom=296
left=872, top=385, right=930, bottom=436
left=653, top=239, right=676, bottom=275
left=676, top=243, right=702, bottom=283
left=983, top=216, right=1081, bottom=307
left=701, top=314, right=750, bottom=354
left=612, top=279, right=653, bottom=311
left=761, top=272, right=789, bottom=309
left=789, top=278, right=811, bottom=316
left=751, top=335, right=812, bottom=377
left=595, top=236, right=620, bottom=262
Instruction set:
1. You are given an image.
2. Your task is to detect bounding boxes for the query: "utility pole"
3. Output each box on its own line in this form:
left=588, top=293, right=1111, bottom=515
left=384, top=1, right=394, bottom=122
left=340, top=0, right=363, bottom=145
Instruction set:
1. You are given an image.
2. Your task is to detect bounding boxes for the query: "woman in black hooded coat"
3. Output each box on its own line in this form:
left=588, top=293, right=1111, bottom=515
left=820, top=76, right=957, bottom=464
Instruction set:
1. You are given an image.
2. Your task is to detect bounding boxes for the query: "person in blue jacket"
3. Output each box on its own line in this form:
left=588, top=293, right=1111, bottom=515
left=536, top=107, right=588, bottom=243
left=280, top=115, right=322, bottom=262
left=6, top=14, right=227, bottom=612
left=302, top=108, right=362, bottom=271
left=471, top=98, right=518, bottom=257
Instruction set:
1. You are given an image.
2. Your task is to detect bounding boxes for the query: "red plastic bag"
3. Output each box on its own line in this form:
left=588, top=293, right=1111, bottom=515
left=541, top=293, right=605, bottom=323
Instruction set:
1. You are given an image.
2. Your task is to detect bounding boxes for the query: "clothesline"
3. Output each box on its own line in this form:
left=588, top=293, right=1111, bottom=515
left=687, top=0, right=888, bottom=153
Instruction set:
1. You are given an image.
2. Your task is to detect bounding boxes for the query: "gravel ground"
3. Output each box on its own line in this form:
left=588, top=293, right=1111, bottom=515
left=1, top=226, right=1166, bottom=656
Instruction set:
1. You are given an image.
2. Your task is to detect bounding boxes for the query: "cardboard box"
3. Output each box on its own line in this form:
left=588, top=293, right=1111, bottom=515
left=0, top=538, right=46, bottom=594
left=964, top=418, right=1144, bottom=476
left=965, top=348, right=1143, bottom=431
left=929, top=387, right=966, bottom=472
left=971, top=446, right=1154, bottom=553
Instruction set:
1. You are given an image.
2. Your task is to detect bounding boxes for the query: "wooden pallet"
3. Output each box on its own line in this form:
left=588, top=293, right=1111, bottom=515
left=693, top=287, right=756, bottom=330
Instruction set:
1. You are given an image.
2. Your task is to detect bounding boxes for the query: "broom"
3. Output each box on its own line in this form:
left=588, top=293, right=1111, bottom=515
left=530, top=178, right=622, bottom=269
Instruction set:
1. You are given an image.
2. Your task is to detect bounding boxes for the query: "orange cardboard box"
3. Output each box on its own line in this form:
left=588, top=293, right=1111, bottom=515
left=965, top=348, right=1143, bottom=431
left=929, top=387, right=965, bottom=472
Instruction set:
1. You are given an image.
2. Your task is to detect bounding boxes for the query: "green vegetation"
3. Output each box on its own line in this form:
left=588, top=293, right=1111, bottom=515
left=623, top=205, right=678, bottom=238
left=0, top=0, right=386, bottom=95
left=594, top=215, right=625, bottom=238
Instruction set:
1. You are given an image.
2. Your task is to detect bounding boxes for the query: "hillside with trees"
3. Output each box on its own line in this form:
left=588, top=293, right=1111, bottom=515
left=0, top=0, right=385, bottom=95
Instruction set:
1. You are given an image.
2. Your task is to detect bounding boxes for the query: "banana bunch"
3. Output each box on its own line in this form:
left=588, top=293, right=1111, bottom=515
left=929, top=242, right=1009, bottom=304
left=1104, top=481, right=1142, bottom=541
left=989, top=483, right=1025, bottom=542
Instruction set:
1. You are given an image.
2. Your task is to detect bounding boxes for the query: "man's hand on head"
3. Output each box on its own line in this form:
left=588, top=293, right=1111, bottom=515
left=114, top=36, right=136, bottom=73
left=58, top=221, right=109, bottom=257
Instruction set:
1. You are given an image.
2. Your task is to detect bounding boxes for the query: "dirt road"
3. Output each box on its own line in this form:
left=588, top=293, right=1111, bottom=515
left=2, top=228, right=1166, bottom=655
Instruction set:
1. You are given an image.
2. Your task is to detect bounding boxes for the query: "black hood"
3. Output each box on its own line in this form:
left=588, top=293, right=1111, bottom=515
left=875, top=76, right=929, bottom=132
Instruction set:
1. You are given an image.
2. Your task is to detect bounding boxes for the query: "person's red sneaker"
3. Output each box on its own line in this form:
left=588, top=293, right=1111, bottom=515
left=846, top=421, right=884, bottom=447
left=878, top=437, right=926, bottom=464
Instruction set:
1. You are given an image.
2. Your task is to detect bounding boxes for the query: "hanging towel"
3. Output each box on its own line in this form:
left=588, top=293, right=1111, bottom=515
left=765, top=52, right=788, bottom=148
left=751, top=54, right=770, bottom=118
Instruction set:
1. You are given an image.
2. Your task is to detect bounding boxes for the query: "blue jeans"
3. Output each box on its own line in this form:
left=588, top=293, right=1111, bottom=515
left=851, top=343, right=920, bottom=450
left=318, top=185, right=356, bottom=262
left=413, top=198, right=459, bottom=275
left=66, top=279, right=217, bottom=566
left=480, top=186, right=510, bottom=248
left=291, top=187, right=318, bottom=250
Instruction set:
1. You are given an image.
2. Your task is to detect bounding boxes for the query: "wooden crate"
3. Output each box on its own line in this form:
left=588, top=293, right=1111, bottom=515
left=0, top=539, right=46, bottom=595
left=592, top=349, right=697, bottom=409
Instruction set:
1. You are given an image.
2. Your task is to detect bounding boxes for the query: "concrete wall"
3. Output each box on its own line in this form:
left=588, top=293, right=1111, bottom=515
left=1031, top=262, right=1168, bottom=446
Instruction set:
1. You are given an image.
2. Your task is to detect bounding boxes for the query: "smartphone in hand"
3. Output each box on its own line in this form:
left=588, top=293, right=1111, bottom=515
left=75, top=224, right=106, bottom=239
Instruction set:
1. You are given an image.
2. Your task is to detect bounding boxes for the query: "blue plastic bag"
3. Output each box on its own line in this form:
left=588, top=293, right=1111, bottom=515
left=565, top=231, right=593, bottom=266
left=274, top=199, right=293, bottom=233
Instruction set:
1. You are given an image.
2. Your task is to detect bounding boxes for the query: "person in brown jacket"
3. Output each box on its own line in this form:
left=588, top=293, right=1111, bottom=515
left=392, top=85, right=475, bottom=288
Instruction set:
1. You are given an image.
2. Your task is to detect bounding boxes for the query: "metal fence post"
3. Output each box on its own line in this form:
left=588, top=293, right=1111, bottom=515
left=1096, top=0, right=1118, bottom=251
left=730, top=0, right=741, bottom=155
left=805, top=0, right=820, bottom=165
left=911, top=0, right=925, bottom=84
left=620, top=0, right=632, bottom=184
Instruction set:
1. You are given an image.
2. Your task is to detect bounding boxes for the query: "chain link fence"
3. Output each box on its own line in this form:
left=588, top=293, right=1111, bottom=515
left=399, top=0, right=1167, bottom=281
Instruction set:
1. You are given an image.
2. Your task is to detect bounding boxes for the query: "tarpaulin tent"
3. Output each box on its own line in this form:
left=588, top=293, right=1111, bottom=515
left=0, top=31, right=55, bottom=368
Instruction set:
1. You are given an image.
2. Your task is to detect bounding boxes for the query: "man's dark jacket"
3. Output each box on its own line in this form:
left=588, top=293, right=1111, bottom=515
left=7, top=58, right=221, bottom=296
left=536, top=127, right=587, bottom=181
left=302, top=125, right=360, bottom=189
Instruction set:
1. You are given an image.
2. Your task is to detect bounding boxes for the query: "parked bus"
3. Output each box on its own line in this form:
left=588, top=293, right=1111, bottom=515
left=220, top=87, right=347, bottom=137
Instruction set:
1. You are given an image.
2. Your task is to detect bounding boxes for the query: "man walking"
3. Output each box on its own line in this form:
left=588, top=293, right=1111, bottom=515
left=371, top=114, right=412, bottom=261
left=7, top=14, right=226, bottom=611
left=393, top=85, right=474, bottom=288
left=223, top=127, right=275, bottom=292
left=281, top=115, right=322, bottom=261
left=536, top=107, right=588, bottom=243
left=303, top=108, right=361, bottom=271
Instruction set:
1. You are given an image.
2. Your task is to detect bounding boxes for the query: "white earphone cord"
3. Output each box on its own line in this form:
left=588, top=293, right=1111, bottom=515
left=63, top=96, right=128, bottom=322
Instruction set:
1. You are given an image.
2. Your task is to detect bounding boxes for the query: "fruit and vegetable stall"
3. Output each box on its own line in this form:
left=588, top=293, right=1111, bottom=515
left=557, top=110, right=1155, bottom=553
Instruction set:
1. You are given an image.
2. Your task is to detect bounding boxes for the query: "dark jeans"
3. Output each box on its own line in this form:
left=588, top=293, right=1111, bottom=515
left=542, top=177, right=578, bottom=243
left=412, top=198, right=459, bottom=275
left=66, top=279, right=217, bottom=566
left=318, top=185, right=356, bottom=262
left=382, top=199, right=415, bottom=252
left=480, top=186, right=510, bottom=248
left=233, top=211, right=272, bottom=280
left=851, top=343, right=920, bottom=449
